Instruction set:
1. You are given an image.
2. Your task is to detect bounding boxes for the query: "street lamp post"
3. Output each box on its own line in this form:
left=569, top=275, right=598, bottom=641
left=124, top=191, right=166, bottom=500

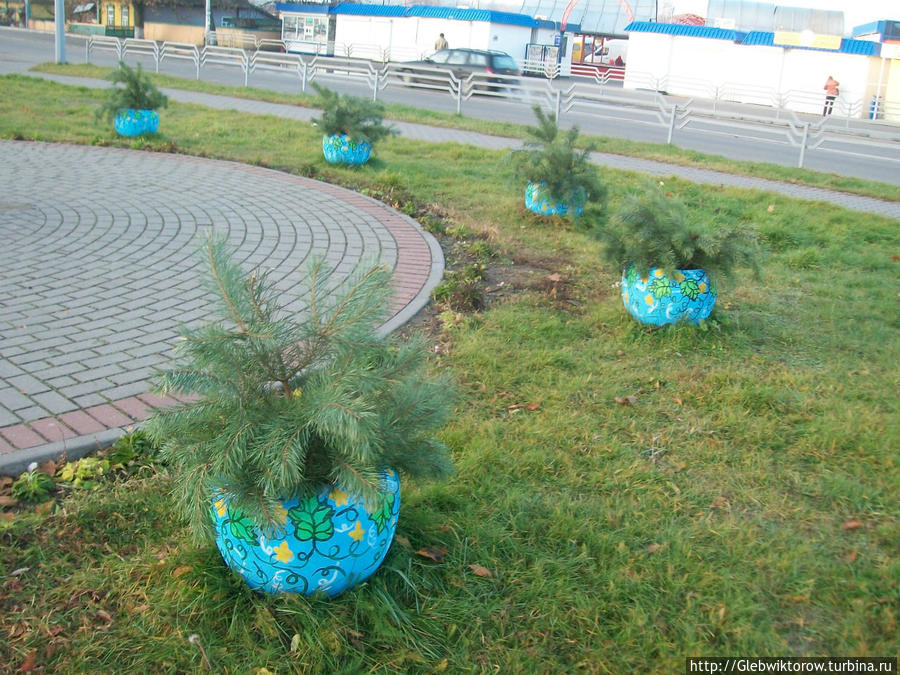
left=54, top=0, right=65, bottom=63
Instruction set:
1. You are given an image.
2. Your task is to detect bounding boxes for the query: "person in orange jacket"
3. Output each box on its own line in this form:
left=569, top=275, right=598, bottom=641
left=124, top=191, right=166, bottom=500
left=823, top=75, right=839, bottom=116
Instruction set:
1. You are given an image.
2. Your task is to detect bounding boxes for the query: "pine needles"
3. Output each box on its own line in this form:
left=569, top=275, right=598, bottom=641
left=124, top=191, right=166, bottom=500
left=95, top=61, right=168, bottom=122
left=145, top=234, right=454, bottom=542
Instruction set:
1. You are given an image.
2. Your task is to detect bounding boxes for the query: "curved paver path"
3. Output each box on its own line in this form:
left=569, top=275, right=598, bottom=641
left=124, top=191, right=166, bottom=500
left=0, top=141, right=443, bottom=474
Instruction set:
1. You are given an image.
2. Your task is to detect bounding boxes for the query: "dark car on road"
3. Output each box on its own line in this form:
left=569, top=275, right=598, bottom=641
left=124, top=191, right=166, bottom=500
left=395, top=48, right=521, bottom=89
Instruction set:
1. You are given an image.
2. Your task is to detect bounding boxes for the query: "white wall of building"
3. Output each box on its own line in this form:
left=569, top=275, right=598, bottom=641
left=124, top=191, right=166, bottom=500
left=623, top=31, right=890, bottom=118
left=333, top=14, right=544, bottom=66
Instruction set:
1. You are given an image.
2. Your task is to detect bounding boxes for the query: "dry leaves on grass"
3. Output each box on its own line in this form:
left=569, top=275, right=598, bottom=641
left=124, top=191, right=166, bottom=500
left=415, top=546, right=448, bottom=563
left=615, top=395, right=638, bottom=406
left=468, top=564, right=493, bottom=578
left=842, top=519, right=863, bottom=531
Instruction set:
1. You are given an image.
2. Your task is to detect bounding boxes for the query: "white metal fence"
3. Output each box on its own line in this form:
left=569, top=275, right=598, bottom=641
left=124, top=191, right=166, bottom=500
left=85, top=36, right=900, bottom=171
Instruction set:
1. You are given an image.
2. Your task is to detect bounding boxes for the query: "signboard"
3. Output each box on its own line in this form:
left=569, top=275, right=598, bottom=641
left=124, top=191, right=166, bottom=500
left=773, top=30, right=841, bottom=50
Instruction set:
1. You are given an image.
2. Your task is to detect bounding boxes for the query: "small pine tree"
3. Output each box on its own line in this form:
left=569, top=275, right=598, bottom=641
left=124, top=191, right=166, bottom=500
left=145, top=234, right=454, bottom=543
left=96, top=61, right=168, bottom=122
left=510, top=105, right=606, bottom=211
left=311, top=84, right=396, bottom=144
left=592, top=179, right=761, bottom=280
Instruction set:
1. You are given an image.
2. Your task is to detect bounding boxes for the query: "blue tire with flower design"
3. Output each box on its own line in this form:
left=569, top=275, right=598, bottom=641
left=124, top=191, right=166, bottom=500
left=621, top=266, right=716, bottom=326
left=524, top=182, right=585, bottom=217
left=212, top=469, right=400, bottom=596
left=322, top=134, right=372, bottom=165
left=113, top=109, right=160, bottom=137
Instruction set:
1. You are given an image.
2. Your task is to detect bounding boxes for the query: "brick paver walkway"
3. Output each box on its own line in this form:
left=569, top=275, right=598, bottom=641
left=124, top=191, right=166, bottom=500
left=0, top=141, right=442, bottom=474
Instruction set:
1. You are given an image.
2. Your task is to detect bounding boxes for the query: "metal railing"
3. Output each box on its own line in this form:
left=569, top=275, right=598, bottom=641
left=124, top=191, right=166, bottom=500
left=85, top=36, right=900, bottom=170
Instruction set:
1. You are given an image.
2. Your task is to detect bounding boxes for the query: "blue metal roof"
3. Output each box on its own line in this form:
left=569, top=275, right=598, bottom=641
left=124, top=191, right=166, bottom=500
left=279, top=2, right=580, bottom=30
left=333, top=2, right=406, bottom=16
left=742, top=31, right=881, bottom=56
left=625, top=21, right=745, bottom=41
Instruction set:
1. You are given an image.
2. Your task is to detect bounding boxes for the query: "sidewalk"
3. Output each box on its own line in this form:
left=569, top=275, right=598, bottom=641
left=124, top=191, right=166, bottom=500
left=2, top=71, right=899, bottom=476
left=0, top=140, right=443, bottom=476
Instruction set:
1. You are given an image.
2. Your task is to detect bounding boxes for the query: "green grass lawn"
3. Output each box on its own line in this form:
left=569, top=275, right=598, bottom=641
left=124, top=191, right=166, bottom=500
left=1, top=74, right=898, bottom=673
left=31, top=62, right=900, bottom=203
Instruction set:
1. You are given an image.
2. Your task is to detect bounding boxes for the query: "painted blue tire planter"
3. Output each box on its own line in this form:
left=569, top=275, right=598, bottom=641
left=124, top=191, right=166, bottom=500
left=322, top=134, right=372, bottom=165
left=621, top=266, right=717, bottom=326
left=212, top=469, right=401, bottom=596
left=113, top=109, right=160, bottom=136
left=524, top=182, right=585, bottom=217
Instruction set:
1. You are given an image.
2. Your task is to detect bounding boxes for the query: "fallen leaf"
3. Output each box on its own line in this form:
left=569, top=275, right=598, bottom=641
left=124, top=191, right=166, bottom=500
left=0, top=512, right=14, bottom=522
left=844, top=550, right=858, bottom=563
left=290, top=633, right=301, bottom=653
left=10, top=567, right=30, bottom=577
left=34, top=501, right=54, bottom=515
left=672, top=461, right=687, bottom=473
left=647, top=543, right=663, bottom=554
left=674, top=397, right=684, bottom=406
left=526, top=402, right=540, bottom=411
left=172, top=565, right=192, bottom=578
left=415, top=546, right=448, bottom=563
left=710, top=496, right=729, bottom=509
left=393, top=534, right=411, bottom=548
left=468, top=563, right=493, bottom=578
left=0, top=495, right=19, bottom=508
left=39, top=459, right=60, bottom=476
left=96, top=609, right=113, bottom=624
left=892, top=255, right=900, bottom=262
left=17, top=650, right=37, bottom=673
left=614, top=395, right=638, bottom=406
left=767, top=204, right=775, bottom=213
left=547, top=273, right=562, bottom=282
left=842, top=519, right=863, bottom=530
left=133, top=604, right=150, bottom=613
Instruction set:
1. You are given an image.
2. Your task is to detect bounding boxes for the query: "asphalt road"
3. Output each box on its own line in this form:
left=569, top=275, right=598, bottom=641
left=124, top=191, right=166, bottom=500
left=2, top=27, right=899, bottom=185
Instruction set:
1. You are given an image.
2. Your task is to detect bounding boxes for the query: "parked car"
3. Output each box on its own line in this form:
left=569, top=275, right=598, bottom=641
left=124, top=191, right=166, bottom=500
left=395, top=48, right=521, bottom=91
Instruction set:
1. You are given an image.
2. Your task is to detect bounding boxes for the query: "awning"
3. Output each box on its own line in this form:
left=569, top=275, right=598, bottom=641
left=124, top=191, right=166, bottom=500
left=73, top=3, right=95, bottom=13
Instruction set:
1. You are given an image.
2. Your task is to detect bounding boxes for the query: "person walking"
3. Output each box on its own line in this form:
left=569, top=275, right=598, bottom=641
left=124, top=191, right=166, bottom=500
left=434, top=33, right=448, bottom=51
left=823, top=75, right=839, bottom=116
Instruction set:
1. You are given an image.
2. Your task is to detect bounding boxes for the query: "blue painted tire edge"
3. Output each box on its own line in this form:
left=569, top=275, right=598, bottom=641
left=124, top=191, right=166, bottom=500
left=322, top=134, right=373, bottom=165
left=621, top=266, right=717, bottom=326
left=524, top=182, right=585, bottom=217
left=212, top=469, right=401, bottom=596
left=113, top=109, right=160, bottom=137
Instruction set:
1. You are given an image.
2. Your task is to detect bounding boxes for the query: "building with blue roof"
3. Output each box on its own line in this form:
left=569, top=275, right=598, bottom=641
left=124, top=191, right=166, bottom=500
left=275, top=1, right=582, bottom=70
left=622, top=11, right=899, bottom=120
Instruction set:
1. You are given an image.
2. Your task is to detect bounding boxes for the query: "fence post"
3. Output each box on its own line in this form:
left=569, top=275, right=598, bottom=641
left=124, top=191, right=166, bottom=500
left=797, top=122, right=809, bottom=168
left=667, top=105, right=678, bottom=145
left=243, top=51, right=249, bottom=87
left=555, top=89, right=561, bottom=122
left=85, top=39, right=90, bottom=63
left=456, top=79, right=462, bottom=115
left=155, top=43, right=160, bottom=73
left=301, top=61, right=308, bottom=93
left=373, top=70, right=379, bottom=102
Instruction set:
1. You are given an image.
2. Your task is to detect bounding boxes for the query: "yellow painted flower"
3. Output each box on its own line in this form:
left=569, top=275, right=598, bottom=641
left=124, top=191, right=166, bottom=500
left=349, top=521, right=366, bottom=542
left=645, top=294, right=654, bottom=306
left=329, top=488, right=349, bottom=506
left=675, top=272, right=686, bottom=282
left=623, top=291, right=629, bottom=303
left=275, top=505, right=289, bottom=524
left=699, top=282, right=707, bottom=293
left=274, top=541, right=294, bottom=563
left=214, top=499, right=227, bottom=517
left=654, top=269, right=664, bottom=278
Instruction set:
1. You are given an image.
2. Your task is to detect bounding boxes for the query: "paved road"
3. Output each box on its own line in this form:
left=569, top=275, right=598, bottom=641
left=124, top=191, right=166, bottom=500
left=2, top=26, right=898, bottom=185
left=0, top=142, right=442, bottom=475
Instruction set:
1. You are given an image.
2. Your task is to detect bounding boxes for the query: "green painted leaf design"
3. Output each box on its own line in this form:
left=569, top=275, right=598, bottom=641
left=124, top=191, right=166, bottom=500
left=648, top=277, right=672, bottom=299
left=681, top=278, right=701, bottom=301
left=370, top=491, right=396, bottom=534
left=227, top=510, right=258, bottom=544
left=625, top=266, right=638, bottom=285
left=288, top=497, right=335, bottom=542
